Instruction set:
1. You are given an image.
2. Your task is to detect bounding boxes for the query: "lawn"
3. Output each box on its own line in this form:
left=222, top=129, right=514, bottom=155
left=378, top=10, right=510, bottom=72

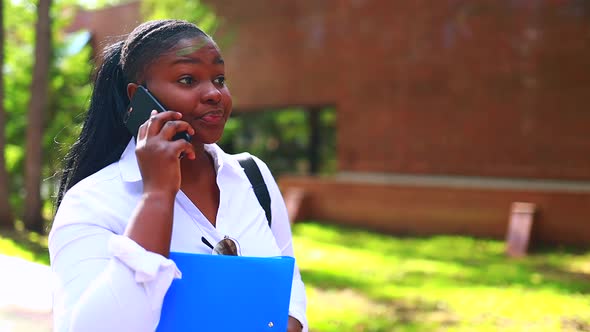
left=0, top=225, right=49, bottom=265
left=1, top=221, right=590, bottom=331
left=291, top=222, right=590, bottom=332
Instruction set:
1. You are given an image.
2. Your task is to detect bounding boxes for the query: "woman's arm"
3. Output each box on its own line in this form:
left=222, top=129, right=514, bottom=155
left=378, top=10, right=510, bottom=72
left=126, top=110, right=195, bottom=257
left=50, top=111, right=196, bottom=331
left=50, top=218, right=180, bottom=331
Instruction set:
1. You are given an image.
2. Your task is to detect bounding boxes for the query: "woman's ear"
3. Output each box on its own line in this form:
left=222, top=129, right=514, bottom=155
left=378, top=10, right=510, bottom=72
left=127, top=82, right=139, bottom=100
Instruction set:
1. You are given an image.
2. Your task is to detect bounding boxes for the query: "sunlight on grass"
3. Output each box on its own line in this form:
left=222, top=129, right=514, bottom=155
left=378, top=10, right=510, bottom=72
left=564, top=254, right=590, bottom=275
left=2, top=220, right=590, bottom=331
left=0, top=237, right=39, bottom=262
left=292, top=222, right=590, bottom=332
left=0, top=226, right=49, bottom=265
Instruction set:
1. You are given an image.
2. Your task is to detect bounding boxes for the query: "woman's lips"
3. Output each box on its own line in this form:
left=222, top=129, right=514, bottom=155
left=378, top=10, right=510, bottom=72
left=199, top=112, right=224, bottom=125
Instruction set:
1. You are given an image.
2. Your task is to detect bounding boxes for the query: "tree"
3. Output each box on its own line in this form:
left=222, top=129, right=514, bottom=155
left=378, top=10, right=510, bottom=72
left=142, top=0, right=218, bottom=34
left=24, top=0, right=52, bottom=232
left=0, top=0, right=14, bottom=229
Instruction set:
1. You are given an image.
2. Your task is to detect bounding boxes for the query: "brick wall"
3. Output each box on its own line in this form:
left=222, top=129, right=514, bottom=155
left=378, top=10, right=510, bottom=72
left=70, top=1, right=590, bottom=244
left=205, top=0, right=590, bottom=180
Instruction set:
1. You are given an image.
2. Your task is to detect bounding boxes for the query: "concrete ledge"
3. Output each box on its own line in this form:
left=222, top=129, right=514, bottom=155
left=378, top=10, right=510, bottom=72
left=279, top=175, right=590, bottom=247
left=336, top=171, right=590, bottom=192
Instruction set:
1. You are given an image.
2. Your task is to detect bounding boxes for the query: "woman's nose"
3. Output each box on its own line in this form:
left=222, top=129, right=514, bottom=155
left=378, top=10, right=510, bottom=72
left=201, top=83, right=222, bottom=104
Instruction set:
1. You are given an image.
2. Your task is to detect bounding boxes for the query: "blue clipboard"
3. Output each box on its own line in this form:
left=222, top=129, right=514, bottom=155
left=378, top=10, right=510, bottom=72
left=157, top=252, right=295, bottom=332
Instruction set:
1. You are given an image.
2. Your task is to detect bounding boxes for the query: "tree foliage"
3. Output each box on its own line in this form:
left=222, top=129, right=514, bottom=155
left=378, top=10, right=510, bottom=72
left=2, top=0, right=221, bottom=227
left=220, top=108, right=336, bottom=176
left=1, top=0, right=336, bottom=230
left=141, top=0, right=218, bottom=34
left=5, top=0, right=93, bottom=225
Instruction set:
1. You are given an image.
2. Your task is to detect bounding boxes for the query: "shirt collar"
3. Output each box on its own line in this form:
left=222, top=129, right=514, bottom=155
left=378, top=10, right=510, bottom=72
left=118, top=139, right=247, bottom=183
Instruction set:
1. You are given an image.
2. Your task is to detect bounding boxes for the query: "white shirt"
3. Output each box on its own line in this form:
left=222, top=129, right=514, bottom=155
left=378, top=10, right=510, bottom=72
left=49, top=139, right=308, bottom=332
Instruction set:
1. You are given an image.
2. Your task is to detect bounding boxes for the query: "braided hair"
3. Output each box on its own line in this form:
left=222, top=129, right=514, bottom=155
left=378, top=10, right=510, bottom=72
left=56, top=20, right=208, bottom=207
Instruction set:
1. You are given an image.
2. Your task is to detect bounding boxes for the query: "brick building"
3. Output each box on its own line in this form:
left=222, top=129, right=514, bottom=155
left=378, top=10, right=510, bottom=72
left=69, top=1, right=590, bottom=246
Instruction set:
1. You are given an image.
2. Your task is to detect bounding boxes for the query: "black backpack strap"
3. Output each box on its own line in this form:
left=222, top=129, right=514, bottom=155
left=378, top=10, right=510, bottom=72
left=236, top=155, right=272, bottom=227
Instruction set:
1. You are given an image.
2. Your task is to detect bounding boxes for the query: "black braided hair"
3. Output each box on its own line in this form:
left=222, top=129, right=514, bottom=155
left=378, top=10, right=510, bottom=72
left=55, top=20, right=207, bottom=207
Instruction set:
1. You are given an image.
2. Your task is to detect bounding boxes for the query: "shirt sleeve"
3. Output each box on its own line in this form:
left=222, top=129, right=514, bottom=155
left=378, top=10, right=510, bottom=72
left=252, top=156, right=309, bottom=332
left=49, top=190, right=181, bottom=332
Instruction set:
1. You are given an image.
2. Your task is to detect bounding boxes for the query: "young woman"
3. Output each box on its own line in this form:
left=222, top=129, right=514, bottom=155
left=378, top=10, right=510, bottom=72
left=49, top=19, right=307, bottom=331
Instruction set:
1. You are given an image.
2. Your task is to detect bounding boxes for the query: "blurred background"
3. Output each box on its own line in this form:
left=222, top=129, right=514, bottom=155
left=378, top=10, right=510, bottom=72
left=1, top=0, right=590, bottom=331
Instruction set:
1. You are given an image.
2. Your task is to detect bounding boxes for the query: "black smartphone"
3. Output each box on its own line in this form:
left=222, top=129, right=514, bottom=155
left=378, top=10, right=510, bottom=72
left=124, top=85, right=191, bottom=142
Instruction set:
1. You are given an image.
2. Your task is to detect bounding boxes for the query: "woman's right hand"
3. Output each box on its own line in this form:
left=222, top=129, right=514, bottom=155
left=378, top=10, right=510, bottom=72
left=135, top=110, right=196, bottom=196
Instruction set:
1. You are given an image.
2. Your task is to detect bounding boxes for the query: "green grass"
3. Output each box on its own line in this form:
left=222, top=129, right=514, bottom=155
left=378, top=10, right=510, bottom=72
left=0, top=224, right=49, bottom=265
left=1, top=221, right=590, bottom=331
left=292, top=222, right=590, bottom=332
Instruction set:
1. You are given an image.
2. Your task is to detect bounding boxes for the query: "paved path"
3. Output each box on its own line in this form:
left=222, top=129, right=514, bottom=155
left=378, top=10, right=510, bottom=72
left=0, top=255, right=52, bottom=332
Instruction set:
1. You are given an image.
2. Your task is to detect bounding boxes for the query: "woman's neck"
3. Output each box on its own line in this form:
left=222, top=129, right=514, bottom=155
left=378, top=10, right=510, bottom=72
left=180, top=144, right=215, bottom=184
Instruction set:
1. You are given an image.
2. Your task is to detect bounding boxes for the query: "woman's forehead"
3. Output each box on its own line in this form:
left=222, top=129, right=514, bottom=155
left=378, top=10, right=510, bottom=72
left=140, top=36, right=223, bottom=80
left=172, top=36, right=219, bottom=57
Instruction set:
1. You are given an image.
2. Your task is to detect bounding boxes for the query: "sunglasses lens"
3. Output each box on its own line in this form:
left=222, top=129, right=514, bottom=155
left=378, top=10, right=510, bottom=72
left=213, top=238, right=239, bottom=256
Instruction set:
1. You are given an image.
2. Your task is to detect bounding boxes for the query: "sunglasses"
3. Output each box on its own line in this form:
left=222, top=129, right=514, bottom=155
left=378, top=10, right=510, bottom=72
left=201, top=236, right=242, bottom=256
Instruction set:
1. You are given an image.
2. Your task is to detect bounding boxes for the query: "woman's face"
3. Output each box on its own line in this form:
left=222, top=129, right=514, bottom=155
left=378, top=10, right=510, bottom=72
left=135, top=36, right=232, bottom=145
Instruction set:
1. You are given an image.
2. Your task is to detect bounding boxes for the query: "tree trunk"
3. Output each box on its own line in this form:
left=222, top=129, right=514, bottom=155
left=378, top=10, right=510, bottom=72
left=24, top=0, right=52, bottom=233
left=0, top=0, right=14, bottom=229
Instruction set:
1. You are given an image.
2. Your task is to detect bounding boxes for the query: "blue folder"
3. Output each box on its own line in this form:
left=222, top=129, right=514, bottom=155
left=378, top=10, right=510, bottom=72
left=156, top=252, right=295, bottom=332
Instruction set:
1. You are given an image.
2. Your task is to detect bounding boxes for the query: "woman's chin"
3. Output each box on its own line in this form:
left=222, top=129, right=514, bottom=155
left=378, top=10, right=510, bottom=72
left=191, top=132, right=223, bottom=145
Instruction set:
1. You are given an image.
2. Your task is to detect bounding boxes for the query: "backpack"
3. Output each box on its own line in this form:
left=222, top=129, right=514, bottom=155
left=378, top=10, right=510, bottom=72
left=235, top=155, right=272, bottom=227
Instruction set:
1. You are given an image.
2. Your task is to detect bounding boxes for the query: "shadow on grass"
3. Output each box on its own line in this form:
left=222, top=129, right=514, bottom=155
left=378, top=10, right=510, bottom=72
left=302, top=268, right=460, bottom=331
left=295, top=221, right=590, bottom=297
left=295, top=221, right=590, bottom=331
left=301, top=266, right=372, bottom=291
left=0, top=227, right=49, bottom=265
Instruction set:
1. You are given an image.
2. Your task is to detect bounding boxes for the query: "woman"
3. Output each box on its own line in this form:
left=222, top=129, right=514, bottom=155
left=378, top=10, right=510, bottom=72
left=50, top=19, right=307, bottom=331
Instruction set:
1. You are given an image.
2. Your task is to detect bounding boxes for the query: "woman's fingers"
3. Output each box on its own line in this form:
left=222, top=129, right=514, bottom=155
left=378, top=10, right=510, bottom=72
left=159, top=119, right=195, bottom=141
left=135, top=110, right=195, bottom=159
left=136, top=110, right=158, bottom=141
left=143, top=110, right=182, bottom=137
left=169, top=138, right=196, bottom=160
left=137, top=110, right=195, bottom=142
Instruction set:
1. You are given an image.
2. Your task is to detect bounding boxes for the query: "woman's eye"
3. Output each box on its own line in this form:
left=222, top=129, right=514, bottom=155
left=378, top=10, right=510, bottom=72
left=213, top=76, right=226, bottom=86
left=178, top=77, right=193, bottom=85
